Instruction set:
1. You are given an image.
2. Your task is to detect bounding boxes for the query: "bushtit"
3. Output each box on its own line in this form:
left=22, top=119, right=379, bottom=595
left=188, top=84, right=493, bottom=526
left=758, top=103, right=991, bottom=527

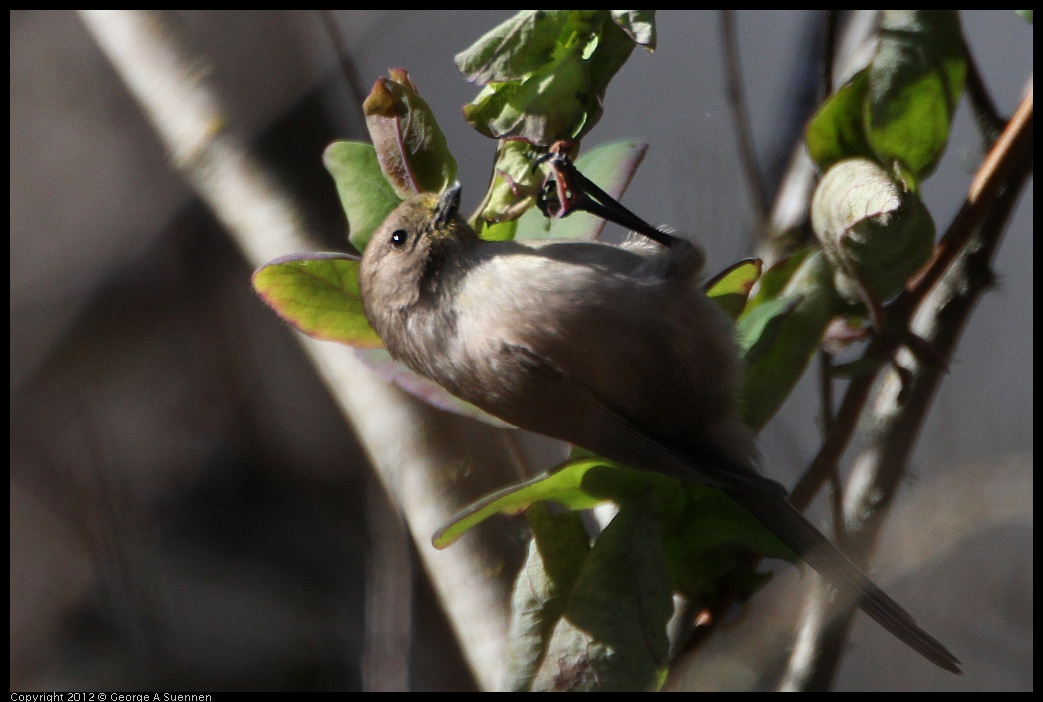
left=359, top=182, right=960, bottom=674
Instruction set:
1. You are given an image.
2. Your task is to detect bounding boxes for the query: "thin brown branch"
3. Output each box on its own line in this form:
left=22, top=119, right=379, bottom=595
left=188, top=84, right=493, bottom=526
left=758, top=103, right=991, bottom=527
left=317, top=10, right=371, bottom=115
left=720, top=11, right=770, bottom=232
left=820, top=10, right=840, bottom=99
left=790, top=369, right=876, bottom=510
left=903, top=86, right=1033, bottom=309
left=963, top=41, right=1005, bottom=148
left=817, top=351, right=835, bottom=435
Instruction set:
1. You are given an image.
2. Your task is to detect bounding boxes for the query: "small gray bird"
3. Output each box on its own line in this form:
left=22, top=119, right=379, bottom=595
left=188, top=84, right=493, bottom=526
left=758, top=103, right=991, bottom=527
left=359, top=182, right=960, bottom=674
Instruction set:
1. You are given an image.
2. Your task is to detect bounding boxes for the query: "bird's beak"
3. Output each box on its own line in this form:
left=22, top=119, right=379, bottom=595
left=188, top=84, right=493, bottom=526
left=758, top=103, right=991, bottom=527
left=434, top=182, right=462, bottom=226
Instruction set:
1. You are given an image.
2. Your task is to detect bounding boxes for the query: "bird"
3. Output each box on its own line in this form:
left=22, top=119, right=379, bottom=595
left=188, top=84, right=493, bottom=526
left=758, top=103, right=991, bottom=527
left=357, top=179, right=961, bottom=674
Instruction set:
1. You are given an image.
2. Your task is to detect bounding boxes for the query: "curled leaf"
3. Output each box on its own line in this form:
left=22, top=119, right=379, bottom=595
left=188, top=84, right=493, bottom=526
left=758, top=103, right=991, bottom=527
left=363, top=69, right=457, bottom=198
left=471, top=139, right=547, bottom=238
left=455, top=10, right=577, bottom=85
left=811, top=158, right=935, bottom=305
left=462, top=43, right=599, bottom=143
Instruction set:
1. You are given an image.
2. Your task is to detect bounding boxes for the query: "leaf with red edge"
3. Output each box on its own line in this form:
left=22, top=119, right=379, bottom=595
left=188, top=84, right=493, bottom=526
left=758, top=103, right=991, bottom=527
left=252, top=253, right=380, bottom=348
left=363, top=69, right=457, bottom=199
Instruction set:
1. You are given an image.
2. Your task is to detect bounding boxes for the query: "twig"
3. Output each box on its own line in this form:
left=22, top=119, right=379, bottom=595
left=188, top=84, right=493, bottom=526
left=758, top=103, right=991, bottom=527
left=317, top=10, right=371, bottom=113
left=790, top=369, right=876, bottom=510
left=781, top=85, right=1033, bottom=691
left=790, top=86, right=1032, bottom=512
left=963, top=42, right=1005, bottom=148
left=820, top=10, right=839, bottom=99
left=816, top=352, right=849, bottom=542
left=818, top=351, right=835, bottom=435
left=720, top=11, right=770, bottom=232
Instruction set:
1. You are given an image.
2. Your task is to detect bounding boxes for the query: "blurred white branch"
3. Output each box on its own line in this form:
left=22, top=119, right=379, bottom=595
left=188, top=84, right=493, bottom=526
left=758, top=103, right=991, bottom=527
left=79, top=9, right=527, bottom=690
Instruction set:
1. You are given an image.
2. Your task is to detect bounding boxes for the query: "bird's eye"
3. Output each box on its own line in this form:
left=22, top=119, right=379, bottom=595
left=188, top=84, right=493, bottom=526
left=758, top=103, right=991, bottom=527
left=390, top=229, right=408, bottom=248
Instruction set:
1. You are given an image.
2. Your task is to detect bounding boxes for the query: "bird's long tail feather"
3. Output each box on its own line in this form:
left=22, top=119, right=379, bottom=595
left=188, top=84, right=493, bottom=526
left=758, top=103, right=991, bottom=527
left=732, top=490, right=962, bottom=674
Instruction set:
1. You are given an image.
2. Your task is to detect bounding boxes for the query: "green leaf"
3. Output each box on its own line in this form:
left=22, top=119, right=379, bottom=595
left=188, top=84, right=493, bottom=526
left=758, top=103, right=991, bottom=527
left=866, top=10, right=967, bottom=182
left=505, top=504, right=592, bottom=691
left=705, top=258, right=763, bottom=320
left=458, top=11, right=653, bottom=145
left=806, top=12, right=966, bottom=182
left=252, top=253, right=381, bottom=347
left=736, top=295, right=803, bottom=363
left=434, top=448, right=791, bottom=588
left=363, top=69, right=457, bottom=198
left=738, top=251, right=841, bottom=431
left=806, top=68, right=874, bottom=169
left=440, top=454, right=791, bottom=691
left=529, top=494, right=672, bottom=691
left=742, top=246, right=812, bottom=313
left=479, top=219, right=519, bottom=242
left=322, top=141, right=402, bottom=253
left=434, top=450, right=701, bottom=550
left=455, top=10, right=576, bottom=84
left=433, top=456, right=625, bottom=549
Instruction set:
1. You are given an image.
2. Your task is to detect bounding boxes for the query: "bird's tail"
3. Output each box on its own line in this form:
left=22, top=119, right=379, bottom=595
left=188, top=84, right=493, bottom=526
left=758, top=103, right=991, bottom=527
left=731, top=490, right=962, bottom=674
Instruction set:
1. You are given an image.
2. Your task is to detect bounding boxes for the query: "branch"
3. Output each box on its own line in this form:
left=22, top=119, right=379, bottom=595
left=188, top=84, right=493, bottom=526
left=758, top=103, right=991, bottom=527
left=720, top=11, right=770, bottom=232
left=963, top=42, right=1005, bottom=148
left=781, top=85, right=1033, bottom=690
left=317, top=10, right=371, bottom=112
left=78, top=10, right=526, bottom=691
left=791, top=86, right=1033, bottom=511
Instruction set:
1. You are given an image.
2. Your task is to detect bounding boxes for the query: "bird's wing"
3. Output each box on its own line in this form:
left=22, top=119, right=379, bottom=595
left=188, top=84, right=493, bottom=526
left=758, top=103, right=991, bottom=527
left=502, top=341, right=788, bottom=497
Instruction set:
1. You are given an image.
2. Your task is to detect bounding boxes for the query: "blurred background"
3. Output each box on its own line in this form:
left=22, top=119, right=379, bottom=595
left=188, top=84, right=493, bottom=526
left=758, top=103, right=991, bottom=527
left=10, top=10, right=1032, bottom=691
